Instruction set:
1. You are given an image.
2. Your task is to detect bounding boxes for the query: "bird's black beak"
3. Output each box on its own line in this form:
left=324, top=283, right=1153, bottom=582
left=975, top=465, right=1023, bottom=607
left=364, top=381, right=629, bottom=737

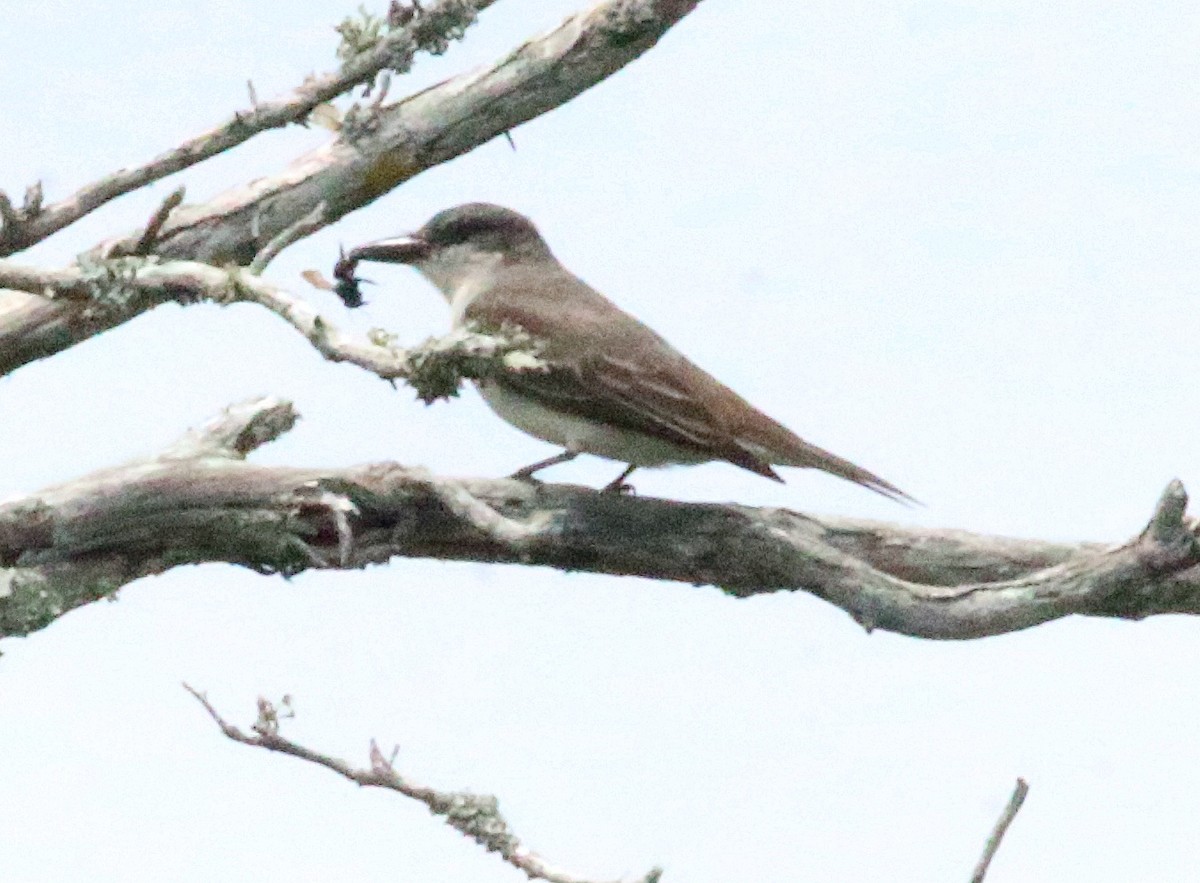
left=345, top=233, right=431, bottom=265
left=330, top=233, right=432, bottom=309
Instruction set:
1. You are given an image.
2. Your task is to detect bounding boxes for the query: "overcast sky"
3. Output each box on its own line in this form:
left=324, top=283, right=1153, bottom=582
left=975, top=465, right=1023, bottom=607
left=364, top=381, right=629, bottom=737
left=2, top=1, right=1198, bottom=880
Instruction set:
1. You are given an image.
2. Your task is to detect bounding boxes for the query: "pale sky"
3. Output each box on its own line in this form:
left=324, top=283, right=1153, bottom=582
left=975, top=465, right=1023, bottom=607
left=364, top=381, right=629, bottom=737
left=2, top=1, right=1198, bottom=880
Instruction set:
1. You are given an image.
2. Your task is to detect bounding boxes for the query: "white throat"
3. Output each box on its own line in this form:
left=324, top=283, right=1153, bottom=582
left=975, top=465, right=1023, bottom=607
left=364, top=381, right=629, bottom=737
left=413, top=245, right=506, bottom=327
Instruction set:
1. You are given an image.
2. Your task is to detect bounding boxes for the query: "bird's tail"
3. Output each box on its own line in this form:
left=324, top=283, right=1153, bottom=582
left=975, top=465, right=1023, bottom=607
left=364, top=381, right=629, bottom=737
left=739, top=428, right=916, bottom=504
left=777, top=438, right=917, bottom=504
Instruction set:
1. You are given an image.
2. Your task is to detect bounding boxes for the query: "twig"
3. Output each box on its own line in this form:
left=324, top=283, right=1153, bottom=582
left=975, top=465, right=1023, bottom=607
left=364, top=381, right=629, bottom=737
left=248, top=201, right=327, bottom=274
left=371, top=70, right=392, bottom=110
left=0, top=191, right=20, bottom=234
left=0, top=190, right=28, bottom=248
left=971, top=778, right=1029, bottom=882
left=161, top=395, right=298, bottom=459
left=131, top=187, right=186, bottom=256
left=183, top=685, right=662, bottom=883
left=22, top=181, right=43, bottom=216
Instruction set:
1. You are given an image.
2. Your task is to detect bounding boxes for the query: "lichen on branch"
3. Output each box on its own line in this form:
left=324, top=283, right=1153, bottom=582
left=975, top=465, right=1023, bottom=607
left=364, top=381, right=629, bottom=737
left=1, top=397, right=1198, bottom=643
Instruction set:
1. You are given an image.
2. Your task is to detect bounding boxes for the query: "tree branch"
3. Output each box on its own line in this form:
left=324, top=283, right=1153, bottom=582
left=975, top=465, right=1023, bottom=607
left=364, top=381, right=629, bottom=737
left=0, top=0, right=496, bottom=257
left=248, top=201, right=329, bottom=273
left=0, top=258, right=543, bottom=391
left=1, top=397, right=1197, bottom=642
left=162, top=395, right=299, bottom=460
left=970, top=778, right=1029, bottom=882
left=145, top=0, right=702, bottom=266
left=0, top=0, right=702, bottom=378
left=183, top=686, right=661, bottom=883
left=130, top=187, right=187, bottom=257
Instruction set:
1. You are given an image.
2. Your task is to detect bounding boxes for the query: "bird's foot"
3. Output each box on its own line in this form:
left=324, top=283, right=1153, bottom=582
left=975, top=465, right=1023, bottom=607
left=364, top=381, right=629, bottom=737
left=509, top=450, right=579, bottom=482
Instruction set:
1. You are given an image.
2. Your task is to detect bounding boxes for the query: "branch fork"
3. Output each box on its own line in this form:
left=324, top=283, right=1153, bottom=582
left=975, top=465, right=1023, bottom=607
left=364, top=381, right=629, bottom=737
left=1136, top=479, right=1200, bottom=571
left=0, top=0, right=498, bottom=258
left=185, top=686, right=662, bottom=883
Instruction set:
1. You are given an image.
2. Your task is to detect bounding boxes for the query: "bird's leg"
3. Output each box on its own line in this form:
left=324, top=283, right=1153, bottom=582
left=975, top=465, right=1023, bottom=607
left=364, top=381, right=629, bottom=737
left=602, top=464, right=638, bottom=494
left=510, top=450, right=579, bottom=481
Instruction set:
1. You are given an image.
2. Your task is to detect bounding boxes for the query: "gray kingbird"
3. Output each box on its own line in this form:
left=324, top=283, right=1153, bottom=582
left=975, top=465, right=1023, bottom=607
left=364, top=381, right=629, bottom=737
left=338, top=202, right=912, bottom=501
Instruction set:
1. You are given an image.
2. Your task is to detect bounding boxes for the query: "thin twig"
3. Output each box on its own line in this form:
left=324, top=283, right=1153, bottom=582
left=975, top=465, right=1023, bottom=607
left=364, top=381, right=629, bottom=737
left=0, top=191, right=22, bottom=241
left=971, top=778, right=1030, bottom=882
left=161, top=395, right=298, bottom=460
left=183, top=685, right=662, bottom=883
left=132, top=187, right=186, bottom=256
left=22, top=181, right=43, bottom=216
left=371, top=71, right=392, bottom=110
left=249, top=201, right=328, bottom=274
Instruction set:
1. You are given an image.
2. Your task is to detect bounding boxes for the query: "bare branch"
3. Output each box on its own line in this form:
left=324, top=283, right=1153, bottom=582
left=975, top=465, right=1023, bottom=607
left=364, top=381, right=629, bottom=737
left=22, top=181, right=44, bottom=217
left=0, top=186, right=41, bottom=249
left=971, top=778, right=1030, bottom=883
left=0, top=0, right=701, bottom=379
left=0, top=259, right=203, bottom=376
left=248, top=201, right=328, bottom=274
left=161, top=395, right=299, bottom=459
left=1, top=397, right=1198, bottom=641
left=0, top=0, right=496, bottom=256
left=145, top=0, right=701, bottom=265
left=0, top=258, right=543, bottom=392
left=184, top=686, right=662, bottom=883
left=0, top=191, right=21, bottom=236
left=371, top=70, right=393, bottom=109
left=130, top=187, right=186, bottom=257
left=0, top=262, right=94, bottom=299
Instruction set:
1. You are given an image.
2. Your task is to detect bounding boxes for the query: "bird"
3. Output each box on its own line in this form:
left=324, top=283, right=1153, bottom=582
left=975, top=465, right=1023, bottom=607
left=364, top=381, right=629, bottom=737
left=336, top=202, right=912, bottom=502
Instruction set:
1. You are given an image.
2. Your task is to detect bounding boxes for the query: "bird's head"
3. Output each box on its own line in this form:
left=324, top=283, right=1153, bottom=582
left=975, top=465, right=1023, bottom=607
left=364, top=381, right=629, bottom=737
left=343, top=203, right=553, bottom=300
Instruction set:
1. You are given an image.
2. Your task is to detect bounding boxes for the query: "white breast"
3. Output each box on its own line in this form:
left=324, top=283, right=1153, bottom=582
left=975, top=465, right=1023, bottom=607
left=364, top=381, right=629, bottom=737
left=411, top=248, right=712, bottom=468
left=475, top=380, right=710, bottom=467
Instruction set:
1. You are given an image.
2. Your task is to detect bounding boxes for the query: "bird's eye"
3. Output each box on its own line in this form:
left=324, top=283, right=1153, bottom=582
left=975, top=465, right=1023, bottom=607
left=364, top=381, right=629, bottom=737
left=442, top=223, right=472, bottom=244
left=432, top=218, right=496, bottom=246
